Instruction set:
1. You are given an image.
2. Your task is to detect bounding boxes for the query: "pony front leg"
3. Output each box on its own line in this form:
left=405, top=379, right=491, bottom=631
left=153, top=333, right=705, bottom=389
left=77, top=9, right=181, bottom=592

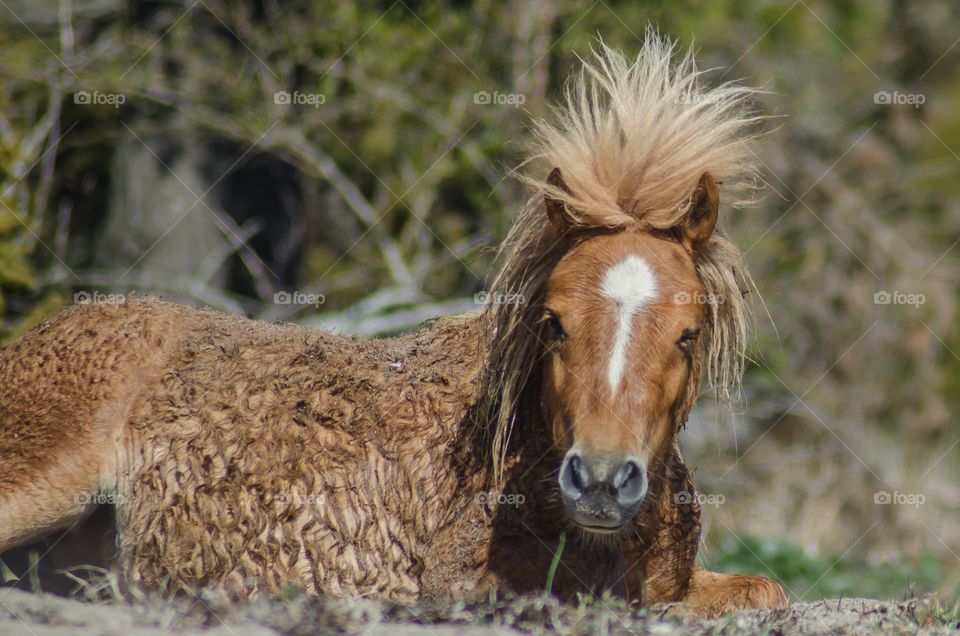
left=620, top=446, right=787, bottom=616
left=680, top=568, right=787, bottom=617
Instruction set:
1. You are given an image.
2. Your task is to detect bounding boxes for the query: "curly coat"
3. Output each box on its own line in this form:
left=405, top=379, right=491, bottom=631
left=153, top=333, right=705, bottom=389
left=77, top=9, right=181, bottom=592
left=0, top=298, right=704, bottom=605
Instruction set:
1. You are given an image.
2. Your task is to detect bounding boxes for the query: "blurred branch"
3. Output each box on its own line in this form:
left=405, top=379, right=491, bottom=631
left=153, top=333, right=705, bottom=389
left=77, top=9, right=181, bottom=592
left=196, top=216, right=263, bottom=287
left=362, top=79, right=502, bottom=186
left=131, top=87, right=416, bottom=288
left=269, top=125, right=414, bottom=286
left=37, top=268, right=248, bottom=315
left=304, top=296, right=479, bottom=336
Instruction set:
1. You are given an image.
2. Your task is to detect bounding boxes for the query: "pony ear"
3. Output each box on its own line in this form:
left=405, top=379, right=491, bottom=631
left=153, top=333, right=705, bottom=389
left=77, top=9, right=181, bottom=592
left=679, top=172, right=719, bottom=251
left=544, top=167, right=574, bottom=234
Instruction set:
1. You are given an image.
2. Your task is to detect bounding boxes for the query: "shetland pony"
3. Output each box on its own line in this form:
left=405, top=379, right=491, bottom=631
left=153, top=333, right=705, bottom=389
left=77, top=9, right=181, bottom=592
left=0, top=33, right=786, bottom=617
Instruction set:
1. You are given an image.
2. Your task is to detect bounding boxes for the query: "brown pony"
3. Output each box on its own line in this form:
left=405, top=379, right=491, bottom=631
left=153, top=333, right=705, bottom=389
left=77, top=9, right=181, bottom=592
left=0, top=33, right=786, bottom=617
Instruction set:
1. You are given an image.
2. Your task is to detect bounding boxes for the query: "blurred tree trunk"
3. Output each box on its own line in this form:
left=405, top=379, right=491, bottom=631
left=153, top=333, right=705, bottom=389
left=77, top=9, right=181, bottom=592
left=511, top=0, right=556, bottom=117
left=94, top=136, right=230, bottom=303
left=0, top=0, right=119, bottom=28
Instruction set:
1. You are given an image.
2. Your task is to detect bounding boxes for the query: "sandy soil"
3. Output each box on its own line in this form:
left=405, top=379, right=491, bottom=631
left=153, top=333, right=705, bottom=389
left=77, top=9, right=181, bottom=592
left=0, top=589, right=956, bottom=635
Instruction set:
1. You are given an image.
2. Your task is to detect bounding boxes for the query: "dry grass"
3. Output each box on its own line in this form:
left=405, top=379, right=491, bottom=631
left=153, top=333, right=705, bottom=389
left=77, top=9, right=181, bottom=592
left=2, top=585, right=959, bottom=635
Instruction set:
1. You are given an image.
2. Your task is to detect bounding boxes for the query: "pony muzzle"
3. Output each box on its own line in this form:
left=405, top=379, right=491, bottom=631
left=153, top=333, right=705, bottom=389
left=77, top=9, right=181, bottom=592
left=558, top=449, right=648, bottom=532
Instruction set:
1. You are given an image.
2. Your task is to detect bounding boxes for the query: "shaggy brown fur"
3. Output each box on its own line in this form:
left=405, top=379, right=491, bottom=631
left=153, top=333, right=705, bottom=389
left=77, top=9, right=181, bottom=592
left=0, top=299, right=670, bottom=600
left=0, top=31, right=787, bottom=617
left=0, top=297, right=776, bottom=613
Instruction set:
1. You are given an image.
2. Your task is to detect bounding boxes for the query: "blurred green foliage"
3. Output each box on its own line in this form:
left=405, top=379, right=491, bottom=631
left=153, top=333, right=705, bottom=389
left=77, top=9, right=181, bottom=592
left=708, top=533, right=949, bottom=601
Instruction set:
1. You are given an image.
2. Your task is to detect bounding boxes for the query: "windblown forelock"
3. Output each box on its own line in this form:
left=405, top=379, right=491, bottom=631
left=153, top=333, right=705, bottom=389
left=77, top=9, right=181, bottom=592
left=475, top=28, right=762, bottom=484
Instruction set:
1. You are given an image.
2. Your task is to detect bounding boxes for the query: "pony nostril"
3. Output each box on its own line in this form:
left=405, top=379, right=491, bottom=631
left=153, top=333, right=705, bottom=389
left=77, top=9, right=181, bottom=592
left=570, top=455, right=586, bottom=491
left=615, top=460, right=648, bottom=506
left=615, top=462, right=636, bottom=488
left=560, top=452, right=588, bottom=498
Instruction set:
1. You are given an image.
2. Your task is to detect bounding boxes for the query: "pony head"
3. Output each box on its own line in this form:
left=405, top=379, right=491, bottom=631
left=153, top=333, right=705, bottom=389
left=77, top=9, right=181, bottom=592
left=481, top=30, right=761, bottom=534
left=543, top=170, right=723, bottom=531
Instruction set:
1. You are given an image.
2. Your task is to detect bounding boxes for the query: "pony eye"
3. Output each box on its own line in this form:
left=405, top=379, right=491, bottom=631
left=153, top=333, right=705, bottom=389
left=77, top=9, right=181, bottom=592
left=676, top=328, right=701, bottom=349
left=544, top=312, right=566, bottom=344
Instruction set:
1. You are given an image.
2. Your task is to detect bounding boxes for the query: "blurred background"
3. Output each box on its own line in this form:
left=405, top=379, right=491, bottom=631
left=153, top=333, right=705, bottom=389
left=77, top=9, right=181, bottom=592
left=0, top=0, right=958, bottom=602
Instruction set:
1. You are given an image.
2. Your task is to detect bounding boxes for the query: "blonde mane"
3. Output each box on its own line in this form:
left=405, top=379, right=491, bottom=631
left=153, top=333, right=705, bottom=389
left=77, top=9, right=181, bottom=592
left=478, top=30, right=763, bottom=482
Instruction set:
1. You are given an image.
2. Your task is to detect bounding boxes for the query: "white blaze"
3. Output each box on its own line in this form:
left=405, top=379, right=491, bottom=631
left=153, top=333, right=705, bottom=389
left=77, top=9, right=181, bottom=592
left=600, top=255, right=657, bottom=392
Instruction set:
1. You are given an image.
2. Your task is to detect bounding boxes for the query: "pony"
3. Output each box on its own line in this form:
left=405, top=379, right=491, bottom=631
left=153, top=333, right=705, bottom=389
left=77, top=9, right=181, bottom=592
left=0, top=32, right=787, bottom=617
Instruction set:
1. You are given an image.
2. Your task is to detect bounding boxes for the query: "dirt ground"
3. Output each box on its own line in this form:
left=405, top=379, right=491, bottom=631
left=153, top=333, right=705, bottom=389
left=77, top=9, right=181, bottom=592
left=1, top=589, right=957, bottom=635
